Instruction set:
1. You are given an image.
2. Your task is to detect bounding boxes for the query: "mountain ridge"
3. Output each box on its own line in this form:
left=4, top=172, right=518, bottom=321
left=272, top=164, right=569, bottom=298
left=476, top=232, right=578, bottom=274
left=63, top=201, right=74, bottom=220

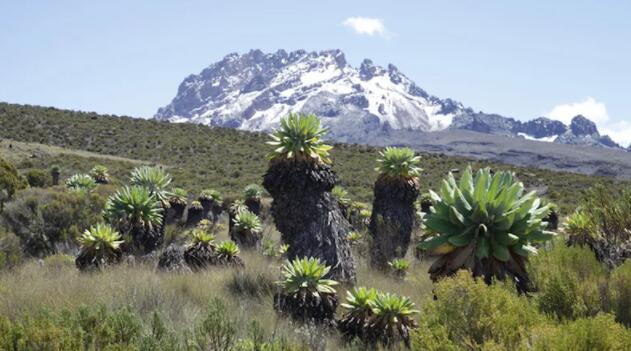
left=155, top=49, right=624, bottom=150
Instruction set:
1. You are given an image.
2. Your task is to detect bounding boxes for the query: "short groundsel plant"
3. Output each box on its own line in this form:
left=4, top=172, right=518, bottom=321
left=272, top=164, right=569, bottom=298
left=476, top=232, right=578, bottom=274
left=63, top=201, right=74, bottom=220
left=275, top=257, right=338, bottom=323
left=277, top=244, right=290, bottom=258
left=388, top=258, right=410, bottom=278
left=168, top=187, right=188, bottom=206
left=368, top=292, right=419, bottom=347
left=332, top=186, right=352, bottom=208
left=190, top=228, right=216, bottom=246
left=244, top=184, right=263, bottom=200
left=418, top=165, right=556, bottom=292
left=376, top=147, right=422, bottom=179
left=75, top=223, right=124, bottom=271
left=233, top=210, right=262, bottom=233
left=338, top=287, right=378, bottom=340
left=267, top=113, right=333, bottom=163
left=183, top=228, right=216, bottom=271
left=199, top=188, right=222, bottom=202
left=215, top=240, right=244, bottom=267
left=65, top=174, right=97, bottom=193
left=89, top=165, right=110, bottom=184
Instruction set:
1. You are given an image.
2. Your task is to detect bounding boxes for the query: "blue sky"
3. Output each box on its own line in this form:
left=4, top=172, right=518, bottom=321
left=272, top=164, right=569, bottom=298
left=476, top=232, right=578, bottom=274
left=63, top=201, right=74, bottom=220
left=1, top=1, right=630, bottom=145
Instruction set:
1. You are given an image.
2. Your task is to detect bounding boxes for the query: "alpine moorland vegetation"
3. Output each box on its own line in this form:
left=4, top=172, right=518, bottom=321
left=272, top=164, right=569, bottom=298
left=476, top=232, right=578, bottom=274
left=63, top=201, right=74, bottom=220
left=1, top=107, right=631, bottom=349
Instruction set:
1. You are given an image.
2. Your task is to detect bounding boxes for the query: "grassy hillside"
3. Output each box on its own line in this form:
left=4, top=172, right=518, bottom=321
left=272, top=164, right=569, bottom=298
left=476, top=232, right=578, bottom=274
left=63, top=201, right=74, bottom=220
left=1, top=102, right=628, bottom=213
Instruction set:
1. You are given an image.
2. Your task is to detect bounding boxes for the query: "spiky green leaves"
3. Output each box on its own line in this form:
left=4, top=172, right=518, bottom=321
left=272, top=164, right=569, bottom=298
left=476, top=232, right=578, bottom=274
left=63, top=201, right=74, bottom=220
left=278, top=257, right=338, bottom=295
left=65, top=174, right=97, bottom=193
left=190, top=229, right=216, bottom=245
left=233, top=210, right=262, bottom=233
left=419, top=166, right=555, bottom=262
left=189, top=200, right=203, bottom=210
left=104, top=186, right=163, bottom=229
left=199, top=189, right=222, bottom=202
left=244, top=184, right=262, bottom=201
left=230, top=199, right=247, bottom=215
left=376, top=147, right=422, bottom=179
left=332, top=186, right=351, bottom=208
left=370, top=292, right=419, bottom=330
left=267, top=113, right=333, bottom=164
left=388, top=258, right=410, bottom=274
left=341, top=287, right=378, bottom=315
left=169, top=188, right=188, bottom=206
left=129, top=166, right=172, bottom=205
left=78, top=223, right=124, bottom=252
left=216, top=240, right=240, bottom=258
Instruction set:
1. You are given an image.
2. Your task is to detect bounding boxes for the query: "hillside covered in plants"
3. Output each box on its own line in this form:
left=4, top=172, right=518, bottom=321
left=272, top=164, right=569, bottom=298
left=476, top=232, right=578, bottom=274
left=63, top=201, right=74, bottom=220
left=1, top=107, right=631, bottom=350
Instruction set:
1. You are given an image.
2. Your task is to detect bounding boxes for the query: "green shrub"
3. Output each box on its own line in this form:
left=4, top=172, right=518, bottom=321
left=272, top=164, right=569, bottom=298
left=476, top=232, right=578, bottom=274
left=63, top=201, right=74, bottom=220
left=191, top=298, right=237, bottom=350
left=531, top=314, right=631, bottom=351
left=0, top=227, right=22, bottom=269
left=1, top=188, right=105, bottom=257
left=609, top=260, right=631, bottom=327
left=528, top=244, right=607, bottom=320
left=0, top=156, right=27, bottom=207
left=411, top=271, right=543, bottom=350
left=24, top=169, right=51, bottom=188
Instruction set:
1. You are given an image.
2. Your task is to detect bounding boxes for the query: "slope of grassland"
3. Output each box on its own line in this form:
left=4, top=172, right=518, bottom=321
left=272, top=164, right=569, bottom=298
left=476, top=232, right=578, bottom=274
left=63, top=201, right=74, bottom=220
left=1, top=102, right=628, bottom=214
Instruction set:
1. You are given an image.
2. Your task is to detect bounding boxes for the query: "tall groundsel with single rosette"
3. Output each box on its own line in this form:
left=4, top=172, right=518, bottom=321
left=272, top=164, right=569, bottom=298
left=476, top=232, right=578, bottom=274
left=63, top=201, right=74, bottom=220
left=369, top=147, right=422, bottom=268
left=418, top=166, right=556, bottom=292
left=263, top=113, right=355, bottom=283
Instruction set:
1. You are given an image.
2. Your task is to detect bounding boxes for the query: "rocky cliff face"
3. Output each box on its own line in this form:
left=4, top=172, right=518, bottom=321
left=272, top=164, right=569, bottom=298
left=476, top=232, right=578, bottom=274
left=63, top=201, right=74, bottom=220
left=155, top=49, right=624, bottom=150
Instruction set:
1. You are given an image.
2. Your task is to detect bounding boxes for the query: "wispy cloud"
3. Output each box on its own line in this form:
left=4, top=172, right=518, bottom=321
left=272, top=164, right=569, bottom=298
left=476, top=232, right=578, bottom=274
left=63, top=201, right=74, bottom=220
left=546, top=97, right=631, bottom=147
left=342, top=17, right=388, bottom=38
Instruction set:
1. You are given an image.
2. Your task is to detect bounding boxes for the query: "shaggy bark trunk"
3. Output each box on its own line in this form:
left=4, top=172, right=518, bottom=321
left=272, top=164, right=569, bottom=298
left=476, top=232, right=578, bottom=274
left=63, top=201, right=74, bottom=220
left=369, top=176, right=419, bottom=269
left=545, top=210, right=559, bottom=230
left=51, top=171, right=60, bottom=186
left=75, top=248, right=122, bottom=271
left=183, top=243, right=215, bottom=271
left=199, top=199, right=214, bottom=220
left=186, top=207, right=204, bottom=227
left=230, top=228, right=262, bottom=250
left=245, top=198, right=261, bottom=216
left=274, top=291, right=337, bottom=325
left=165, top=203, right=186, bottom=225
left=157, top=244, right=191, bottom=273
left=263, top=159, right=356, bottom=283
left=130, top=222, right=164, bottom=254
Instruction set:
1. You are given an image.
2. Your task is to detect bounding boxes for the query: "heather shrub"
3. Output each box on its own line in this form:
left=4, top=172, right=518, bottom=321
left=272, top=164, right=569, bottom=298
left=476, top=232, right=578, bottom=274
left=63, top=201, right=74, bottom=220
left=609, top=260, right=631, bottom=327
left=0, top=227, right=22, bottom=269
left=528, top=244, right=607, bottom=320
left=24, top=169, right=51, bottom=188
left=1, top=188, right=105, bottom=257
left=411, top=271, right=543, bottom=350
left=531, top=313, right=631, bottom=351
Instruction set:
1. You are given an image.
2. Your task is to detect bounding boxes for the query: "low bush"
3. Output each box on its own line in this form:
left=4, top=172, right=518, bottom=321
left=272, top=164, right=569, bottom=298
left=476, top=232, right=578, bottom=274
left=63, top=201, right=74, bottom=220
left=24, top=169, right=51, bottom=188
left=0, top=227, right=22, bottom=270
left=609, top=260, right=631, bottom=327
left=531, top=313, right=631, bottom=351
left=411, top=271, right=544, bottom=350
left=1, top=187, right=105, bottom=257
left=528, top=244, right=607, bottom=320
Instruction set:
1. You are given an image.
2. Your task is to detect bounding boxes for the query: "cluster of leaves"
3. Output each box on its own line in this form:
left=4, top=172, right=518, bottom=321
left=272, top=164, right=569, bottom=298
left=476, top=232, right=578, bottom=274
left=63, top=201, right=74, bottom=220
left=278, top=257, right=337, bottom=295
left=65, top=174, right=97, bottom=193
left=267, top=113, right=333, bottom=164
left=104, top=186, right=163, bottom=231
left=420, top=166, right=555, bottom=261
left=233, top=210, right=262, bottom=233
left=243, top=184, right=262, bottom=201
left=375, top=147, right=422, bottom=178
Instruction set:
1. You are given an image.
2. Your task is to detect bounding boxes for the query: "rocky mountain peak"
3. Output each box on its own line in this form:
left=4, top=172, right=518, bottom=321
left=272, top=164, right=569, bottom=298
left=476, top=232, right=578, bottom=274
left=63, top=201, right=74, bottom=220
left=570, top=115, right=599, bottom=136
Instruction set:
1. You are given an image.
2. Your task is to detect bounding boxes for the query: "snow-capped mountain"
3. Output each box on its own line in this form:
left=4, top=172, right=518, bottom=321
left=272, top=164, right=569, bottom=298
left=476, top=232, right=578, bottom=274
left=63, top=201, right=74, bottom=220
left=155, top=49, right=624, bottom=150
left=155, top=49, right=471, bottom=139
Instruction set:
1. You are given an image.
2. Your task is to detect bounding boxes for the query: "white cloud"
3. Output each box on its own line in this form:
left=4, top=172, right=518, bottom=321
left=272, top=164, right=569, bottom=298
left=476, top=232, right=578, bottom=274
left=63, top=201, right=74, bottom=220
left=546, top=97, right=631, bottom=147
left=342, top=17, right=388, bottom=37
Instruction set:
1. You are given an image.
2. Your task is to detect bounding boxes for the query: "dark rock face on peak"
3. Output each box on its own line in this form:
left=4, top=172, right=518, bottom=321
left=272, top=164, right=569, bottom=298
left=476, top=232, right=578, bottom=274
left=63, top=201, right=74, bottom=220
left=155, top=49, right=626, bottom=152
left=518, top=117, right=567, bottom=139
left=570, top=115, right=599, bottom=136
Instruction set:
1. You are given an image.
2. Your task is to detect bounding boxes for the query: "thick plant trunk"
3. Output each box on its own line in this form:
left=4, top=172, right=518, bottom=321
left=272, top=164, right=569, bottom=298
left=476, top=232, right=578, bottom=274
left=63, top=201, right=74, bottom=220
left=245, top=198, right=261, bottom=216
left=75, top=248, right=122, bottom=271
left=199, top=199, right=213, bottom=220
left=230, top=228, right=262, bottom=250
left=183, top=243, right=215, bottom=271
left=369, top=176, right=420, bottom=269
left=186, top=208, right=203, bottom=227
left=157, top=244, right=191, bottom=273
left=165, top=203, right=186, bottom=225
left=263, top=159, right=356, bottom=283
left=51, top=171, right=60, bottom=186
left=131, top=223, right=164, bottom=254
left=274, top=291, right=337, bottom=324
